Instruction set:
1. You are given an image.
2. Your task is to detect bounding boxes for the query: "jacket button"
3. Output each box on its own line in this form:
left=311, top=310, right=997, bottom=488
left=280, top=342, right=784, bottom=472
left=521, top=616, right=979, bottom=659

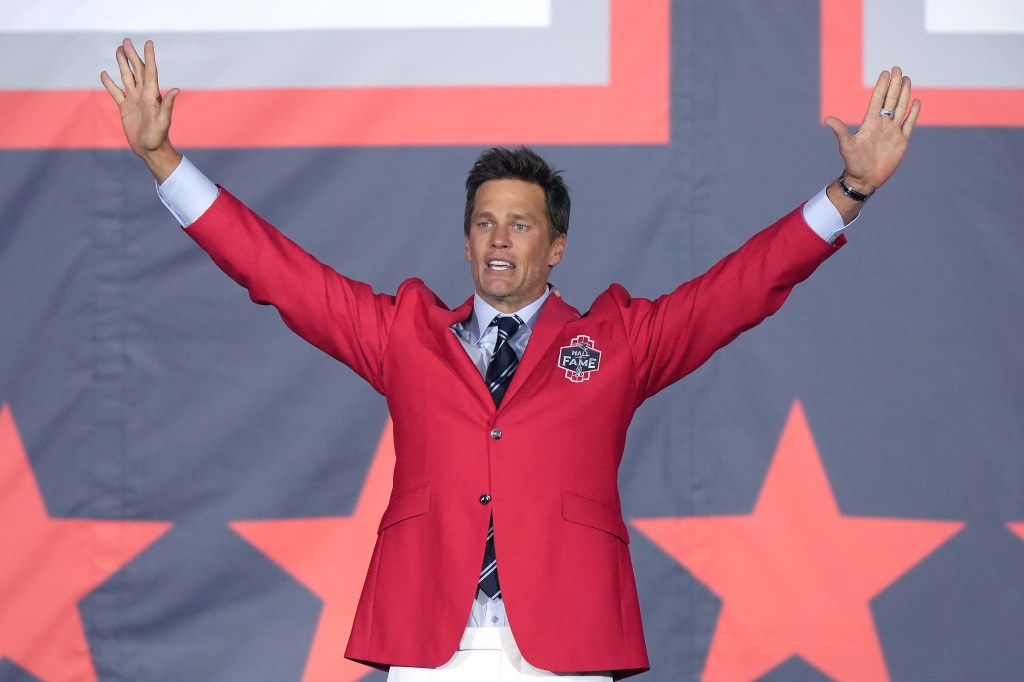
left=479, top=494, right=491, bottom=505
left=490, top=428, right=502, bottom=440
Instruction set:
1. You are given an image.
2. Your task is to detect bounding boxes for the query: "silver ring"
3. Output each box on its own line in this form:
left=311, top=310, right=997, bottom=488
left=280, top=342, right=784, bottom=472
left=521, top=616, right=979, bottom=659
left=879, top=107, right=895, bottom=119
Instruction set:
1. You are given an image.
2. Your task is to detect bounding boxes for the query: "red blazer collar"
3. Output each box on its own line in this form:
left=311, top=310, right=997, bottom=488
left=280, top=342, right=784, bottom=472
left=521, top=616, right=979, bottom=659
left=499, top=293, right=581, bottom=410
left=425, top=292, right=581, bottom=413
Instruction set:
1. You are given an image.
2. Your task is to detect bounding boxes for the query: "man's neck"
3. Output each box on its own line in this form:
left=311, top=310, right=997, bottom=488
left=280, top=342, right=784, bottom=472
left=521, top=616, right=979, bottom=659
left=471, top=288, right=550, bottom=339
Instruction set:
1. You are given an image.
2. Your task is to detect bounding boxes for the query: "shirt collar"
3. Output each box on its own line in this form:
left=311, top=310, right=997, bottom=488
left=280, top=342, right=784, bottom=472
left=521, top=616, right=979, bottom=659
left=471, top=288, right=550, bottom=341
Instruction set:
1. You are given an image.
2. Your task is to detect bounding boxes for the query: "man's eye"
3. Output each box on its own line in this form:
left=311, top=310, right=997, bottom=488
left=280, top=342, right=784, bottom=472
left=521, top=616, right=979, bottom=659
left=478, top=221, right=492, bottom=229
left=512, top=223, right=527, bottom=231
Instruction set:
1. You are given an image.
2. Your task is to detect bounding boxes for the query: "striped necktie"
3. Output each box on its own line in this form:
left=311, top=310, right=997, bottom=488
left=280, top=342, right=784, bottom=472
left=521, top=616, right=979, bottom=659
left=479, top=315, right=522, bottom=600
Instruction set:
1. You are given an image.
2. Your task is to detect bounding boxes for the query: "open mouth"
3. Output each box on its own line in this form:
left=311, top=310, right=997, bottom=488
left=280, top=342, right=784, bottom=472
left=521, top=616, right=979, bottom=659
left=487, top=259, right=516, bottom=271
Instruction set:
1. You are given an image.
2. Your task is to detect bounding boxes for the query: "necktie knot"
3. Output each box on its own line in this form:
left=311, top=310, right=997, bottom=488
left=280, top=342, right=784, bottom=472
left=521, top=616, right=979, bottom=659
left=491, top=314, right=522, bottom=340
left=484, top=315, right=522, bottom=407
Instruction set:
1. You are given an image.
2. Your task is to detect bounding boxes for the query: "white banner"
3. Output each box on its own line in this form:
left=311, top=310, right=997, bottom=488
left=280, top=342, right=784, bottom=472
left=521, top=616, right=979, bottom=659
left=926, top=0, right=1024, bottom=34
left=0, top=0, right=551, bottom=32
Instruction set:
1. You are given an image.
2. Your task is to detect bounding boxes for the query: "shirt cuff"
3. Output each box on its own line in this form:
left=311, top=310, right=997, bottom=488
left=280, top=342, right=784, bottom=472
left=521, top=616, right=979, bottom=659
left=156, top=156, right=219, bottom=227
left=801, top=185, right=852, bottom=244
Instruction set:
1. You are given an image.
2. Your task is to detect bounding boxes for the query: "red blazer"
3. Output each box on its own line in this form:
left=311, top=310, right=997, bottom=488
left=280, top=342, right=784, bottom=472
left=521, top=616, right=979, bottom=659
left=186, top=190, right=842, bottom=679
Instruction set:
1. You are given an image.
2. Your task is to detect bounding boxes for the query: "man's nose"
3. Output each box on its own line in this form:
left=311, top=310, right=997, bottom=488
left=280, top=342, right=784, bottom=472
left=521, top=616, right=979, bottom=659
left=490, top=225, right=511, bottom=247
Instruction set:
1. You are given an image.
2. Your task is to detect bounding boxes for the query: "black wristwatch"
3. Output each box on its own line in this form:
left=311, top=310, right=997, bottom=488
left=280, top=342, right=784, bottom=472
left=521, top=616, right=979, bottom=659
left=836, top=173, right=873, bottom=202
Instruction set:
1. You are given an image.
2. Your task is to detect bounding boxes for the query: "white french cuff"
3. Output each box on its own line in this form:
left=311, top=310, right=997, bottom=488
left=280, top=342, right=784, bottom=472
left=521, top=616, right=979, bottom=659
left=802, top=185, right=853, bottom=244
left=156, top=155, right=220, bottom=227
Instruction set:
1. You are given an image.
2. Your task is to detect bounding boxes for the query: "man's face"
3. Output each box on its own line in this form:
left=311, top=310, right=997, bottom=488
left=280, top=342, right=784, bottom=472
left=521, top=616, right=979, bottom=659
left=465, top=179, right=566, bottom=314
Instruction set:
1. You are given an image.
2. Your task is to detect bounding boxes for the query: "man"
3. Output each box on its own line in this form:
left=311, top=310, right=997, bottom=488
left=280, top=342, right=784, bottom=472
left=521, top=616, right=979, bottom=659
left=102, top=39, right=918, bottom=681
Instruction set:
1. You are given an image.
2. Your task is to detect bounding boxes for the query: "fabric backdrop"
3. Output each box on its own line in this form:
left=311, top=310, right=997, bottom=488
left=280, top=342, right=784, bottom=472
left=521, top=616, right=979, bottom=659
left=1, top=1, right=1023, bottom=680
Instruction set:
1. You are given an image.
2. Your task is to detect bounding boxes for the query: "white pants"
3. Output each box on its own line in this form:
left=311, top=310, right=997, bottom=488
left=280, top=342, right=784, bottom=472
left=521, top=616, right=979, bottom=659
left=387, top=627, right=613, bottom=682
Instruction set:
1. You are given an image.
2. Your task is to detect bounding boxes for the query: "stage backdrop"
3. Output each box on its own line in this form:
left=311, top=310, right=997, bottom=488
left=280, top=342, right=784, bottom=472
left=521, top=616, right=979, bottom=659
left=2, top=1, right=1023, bottom=680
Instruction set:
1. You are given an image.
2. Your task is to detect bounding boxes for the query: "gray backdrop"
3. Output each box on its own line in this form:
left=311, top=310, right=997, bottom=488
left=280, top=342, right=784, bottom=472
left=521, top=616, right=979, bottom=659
left=2, top=1, right=1023, bottom=680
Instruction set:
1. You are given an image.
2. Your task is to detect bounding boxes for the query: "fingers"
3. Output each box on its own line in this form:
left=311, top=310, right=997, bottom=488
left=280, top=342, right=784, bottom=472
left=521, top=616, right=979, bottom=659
left=99, top=71, right=126, bottom=103
left=883, top=67, right=919, bottom=133
left=902, top=99, right=922, bottom=138
left=865, top=70, right=889, bottom=122
left=111, top=38, right=170, bottom=102
left=160, top=88, right=181, bottom=122
left=143, top=40, right=161, bottom=95
left=123, top=38, right=145, bottom=81
left=824, top=115, right=851, bottom=145
left=115, top=45, right=136, bottom=92
left=883, top=66, right=903, bottom=112
left=893, top=75, right=912, bottom=121
left=866, top=66, right=918, bottom=132
left=122, top=38, right=158, bottom=99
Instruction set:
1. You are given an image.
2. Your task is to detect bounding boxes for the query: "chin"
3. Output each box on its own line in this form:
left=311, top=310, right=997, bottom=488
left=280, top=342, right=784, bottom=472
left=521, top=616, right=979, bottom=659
left=481, top=280, right=516, bottom=299
left=484, top=290, right=512, bottom=303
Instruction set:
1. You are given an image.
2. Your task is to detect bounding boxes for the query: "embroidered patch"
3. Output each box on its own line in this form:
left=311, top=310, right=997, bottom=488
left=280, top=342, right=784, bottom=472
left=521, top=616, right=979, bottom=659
left=557, top=335, right=602, bottom=383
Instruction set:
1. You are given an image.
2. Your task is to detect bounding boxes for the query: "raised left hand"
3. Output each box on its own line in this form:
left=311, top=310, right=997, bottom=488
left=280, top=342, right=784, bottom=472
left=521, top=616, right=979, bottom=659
left=100, top=38, right=182, bottom=182
left=825, top=67, right=921, bottom=196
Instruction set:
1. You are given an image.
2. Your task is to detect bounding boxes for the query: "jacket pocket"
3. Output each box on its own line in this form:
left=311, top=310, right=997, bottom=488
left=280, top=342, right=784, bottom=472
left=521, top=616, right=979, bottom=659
left=377, top=482, right=431, bottom=534
left=561, top=490, right=630, bottom=544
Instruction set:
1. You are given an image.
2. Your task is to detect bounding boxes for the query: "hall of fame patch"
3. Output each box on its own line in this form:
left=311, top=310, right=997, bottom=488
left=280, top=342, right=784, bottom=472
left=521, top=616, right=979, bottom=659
left=557, top=335, right=602, bottom=383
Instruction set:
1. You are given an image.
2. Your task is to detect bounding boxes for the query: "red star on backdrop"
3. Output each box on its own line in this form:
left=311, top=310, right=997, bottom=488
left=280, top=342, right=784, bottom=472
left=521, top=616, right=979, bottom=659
left=631, top=400, right=964, bottom=682
left=231, top=418, right=395, bottom=682
left=1008, top=523, right=1024, bottom=543
left=0, top=403, right=171, bottom=682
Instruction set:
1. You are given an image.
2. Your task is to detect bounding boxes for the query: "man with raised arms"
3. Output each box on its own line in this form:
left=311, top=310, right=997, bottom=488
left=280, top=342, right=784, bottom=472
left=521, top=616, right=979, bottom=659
left=102, top=39, right=918, bottom=681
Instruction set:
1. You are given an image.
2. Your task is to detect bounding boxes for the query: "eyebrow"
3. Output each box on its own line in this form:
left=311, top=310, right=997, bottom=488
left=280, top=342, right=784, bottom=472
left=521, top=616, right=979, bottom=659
left=474, top=210, right=534, bottom=222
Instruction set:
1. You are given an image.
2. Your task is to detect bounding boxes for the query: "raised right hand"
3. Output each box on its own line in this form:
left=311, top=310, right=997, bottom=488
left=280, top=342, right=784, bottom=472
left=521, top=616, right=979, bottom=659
left=100, top=38, right=182, bottom=182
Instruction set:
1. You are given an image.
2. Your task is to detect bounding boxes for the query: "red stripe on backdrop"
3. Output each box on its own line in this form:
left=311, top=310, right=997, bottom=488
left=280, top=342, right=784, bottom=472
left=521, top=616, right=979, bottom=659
left=820, top=0, right=1024, bottom=127
left=1, top=0, right=669, bottom=149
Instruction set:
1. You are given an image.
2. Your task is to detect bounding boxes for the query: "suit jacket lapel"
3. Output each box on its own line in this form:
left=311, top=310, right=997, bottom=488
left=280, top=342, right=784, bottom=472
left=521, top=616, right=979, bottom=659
left=427, top=296, right=495, bottom=413
left=499, top=293, right=580, bottom=409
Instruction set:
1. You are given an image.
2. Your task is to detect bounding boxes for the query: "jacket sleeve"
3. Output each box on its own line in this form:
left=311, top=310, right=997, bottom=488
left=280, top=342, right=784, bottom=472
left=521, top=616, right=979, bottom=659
left=184, top=188, right=397, bottom=394
left=607, top=206, right=844, bottom=399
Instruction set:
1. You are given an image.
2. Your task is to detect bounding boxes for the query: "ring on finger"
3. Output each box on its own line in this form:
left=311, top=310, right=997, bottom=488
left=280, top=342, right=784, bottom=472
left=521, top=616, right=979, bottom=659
left=879, top=107, right=895, bottom=119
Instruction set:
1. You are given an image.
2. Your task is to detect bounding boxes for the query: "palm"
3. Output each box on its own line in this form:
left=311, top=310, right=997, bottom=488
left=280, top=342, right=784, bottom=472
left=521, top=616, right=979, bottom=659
left=837, top=116, right=908, bottom=189
left=825, top=67, right=921, bottom=193
left=120, top=91, right=166, bottom=154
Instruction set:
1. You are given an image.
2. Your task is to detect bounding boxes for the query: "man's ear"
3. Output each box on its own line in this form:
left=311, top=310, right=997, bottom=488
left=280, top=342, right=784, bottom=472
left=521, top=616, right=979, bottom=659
left=465, top=240, right=471, bottom=262
left=548, top=234, right=566, bottom=267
